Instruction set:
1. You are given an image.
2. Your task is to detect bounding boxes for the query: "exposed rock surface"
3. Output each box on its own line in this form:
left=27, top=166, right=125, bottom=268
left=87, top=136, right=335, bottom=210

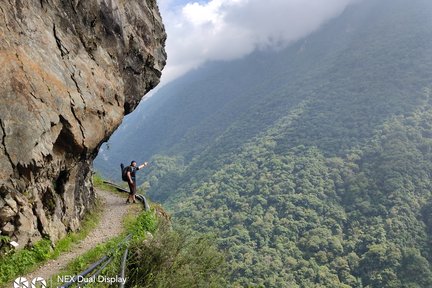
left=0, top=0, right=166, bottom=247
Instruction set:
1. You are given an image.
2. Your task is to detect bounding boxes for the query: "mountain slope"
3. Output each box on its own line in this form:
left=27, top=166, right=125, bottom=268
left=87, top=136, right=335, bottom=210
left=96, top=0, right=432, bottom=286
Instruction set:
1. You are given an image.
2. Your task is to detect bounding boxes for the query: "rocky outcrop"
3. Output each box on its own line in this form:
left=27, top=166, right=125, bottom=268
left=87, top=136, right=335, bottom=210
left=0, top=0, right=166, bottom=247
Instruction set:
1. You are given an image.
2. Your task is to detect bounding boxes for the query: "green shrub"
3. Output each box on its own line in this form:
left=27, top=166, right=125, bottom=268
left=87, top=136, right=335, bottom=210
left=128, top=211, right=158, bottom=240
left=126, top=223, right=227, bottom=288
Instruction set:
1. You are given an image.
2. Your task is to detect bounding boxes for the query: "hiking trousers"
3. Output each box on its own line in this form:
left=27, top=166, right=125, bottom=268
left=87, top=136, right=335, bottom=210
left=128, top=181, right=137, bottom=195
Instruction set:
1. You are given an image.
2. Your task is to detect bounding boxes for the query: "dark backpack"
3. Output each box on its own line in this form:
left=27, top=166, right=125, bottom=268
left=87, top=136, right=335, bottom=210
left=120, top=163, right=129, bottom=182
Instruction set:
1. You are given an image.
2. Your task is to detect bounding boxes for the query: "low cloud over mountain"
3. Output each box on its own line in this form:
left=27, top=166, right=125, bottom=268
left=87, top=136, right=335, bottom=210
left=159, top=0, right=356, bottom=84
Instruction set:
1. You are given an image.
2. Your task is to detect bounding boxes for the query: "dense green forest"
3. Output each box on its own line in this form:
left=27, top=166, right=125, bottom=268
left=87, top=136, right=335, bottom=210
left=96, top=0, right=432, bottom=286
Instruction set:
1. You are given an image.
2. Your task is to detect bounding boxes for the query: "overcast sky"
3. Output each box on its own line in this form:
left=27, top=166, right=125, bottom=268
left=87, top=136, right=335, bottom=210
left=157, top=0, right=356, bottom=86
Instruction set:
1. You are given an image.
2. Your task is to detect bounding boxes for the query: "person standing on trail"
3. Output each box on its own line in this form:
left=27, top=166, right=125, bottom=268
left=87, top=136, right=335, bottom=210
left=126, top=160, right=148, bottom=203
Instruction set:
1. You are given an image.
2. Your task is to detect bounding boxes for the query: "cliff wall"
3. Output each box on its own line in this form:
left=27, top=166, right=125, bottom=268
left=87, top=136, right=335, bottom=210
left=0, top=0, right=166, bottom=247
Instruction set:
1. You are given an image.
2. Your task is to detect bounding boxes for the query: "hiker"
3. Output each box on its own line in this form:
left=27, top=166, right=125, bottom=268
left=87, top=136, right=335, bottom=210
left=125, top=160, right=148, bottom=203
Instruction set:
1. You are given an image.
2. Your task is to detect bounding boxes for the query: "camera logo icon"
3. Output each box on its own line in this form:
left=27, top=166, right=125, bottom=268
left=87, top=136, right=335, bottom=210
left=13, top=277, right=46, bottom=288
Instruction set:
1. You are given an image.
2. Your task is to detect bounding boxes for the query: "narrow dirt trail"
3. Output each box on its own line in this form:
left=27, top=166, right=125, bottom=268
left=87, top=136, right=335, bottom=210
left=26, top=189, right=130, bottom=281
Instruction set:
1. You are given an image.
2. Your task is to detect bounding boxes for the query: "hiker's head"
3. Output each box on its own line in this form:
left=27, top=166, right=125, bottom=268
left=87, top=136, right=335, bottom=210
left=131, top=161, right=137, bottom=167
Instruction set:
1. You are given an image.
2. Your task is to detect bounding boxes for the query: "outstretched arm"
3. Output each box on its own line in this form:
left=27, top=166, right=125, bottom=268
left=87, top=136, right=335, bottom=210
left=138, top=162, right=148, bottom=169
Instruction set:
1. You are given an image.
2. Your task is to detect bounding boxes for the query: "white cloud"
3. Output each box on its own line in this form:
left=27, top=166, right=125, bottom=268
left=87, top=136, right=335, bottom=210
left=158, top=0, right=355, bottom=85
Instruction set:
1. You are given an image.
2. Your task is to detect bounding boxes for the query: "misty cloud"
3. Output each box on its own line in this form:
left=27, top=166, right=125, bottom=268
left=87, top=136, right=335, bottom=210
left=158, top=0, right=356, bottom=84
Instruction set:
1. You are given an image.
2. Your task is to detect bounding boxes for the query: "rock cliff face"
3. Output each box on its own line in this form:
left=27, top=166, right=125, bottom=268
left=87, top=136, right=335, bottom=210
left=0, top=0, right=166, bottom=247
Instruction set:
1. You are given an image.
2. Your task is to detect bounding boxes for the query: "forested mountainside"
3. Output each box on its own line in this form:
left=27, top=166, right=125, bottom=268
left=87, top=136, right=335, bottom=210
left=96, top=0, right=432, bottom=286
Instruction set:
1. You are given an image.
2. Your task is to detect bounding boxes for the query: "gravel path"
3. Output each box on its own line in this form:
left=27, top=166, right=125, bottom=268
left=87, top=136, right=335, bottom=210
left=26, top=189, right=130, bottom=281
